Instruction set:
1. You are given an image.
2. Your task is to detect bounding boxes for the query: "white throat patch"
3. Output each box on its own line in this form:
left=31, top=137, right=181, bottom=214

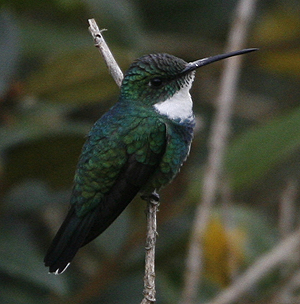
left=154, top=83, right=193, bottom=122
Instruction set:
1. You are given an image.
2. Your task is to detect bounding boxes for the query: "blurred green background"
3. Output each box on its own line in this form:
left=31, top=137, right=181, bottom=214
left=1, top=0, right=300, bottom=303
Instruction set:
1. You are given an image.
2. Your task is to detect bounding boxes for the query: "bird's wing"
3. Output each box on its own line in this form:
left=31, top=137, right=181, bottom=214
left=44, top=115, right=167, bottom=274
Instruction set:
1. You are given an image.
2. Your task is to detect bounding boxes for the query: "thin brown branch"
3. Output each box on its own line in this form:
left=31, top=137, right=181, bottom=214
left=87, top=19, right=158, bottom=304
left=88, top=18, right=123, bottom=87
left=278, top=178, right=299, bottom=280
left=141, top=196, right=159, bottom=304
left=180, top=0, right=257, bottom=303
left=279, top=179, right=298, bottom=239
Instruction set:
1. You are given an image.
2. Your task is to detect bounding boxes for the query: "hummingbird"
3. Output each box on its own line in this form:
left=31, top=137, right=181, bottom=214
left=44, top=48, right=257, bottom=274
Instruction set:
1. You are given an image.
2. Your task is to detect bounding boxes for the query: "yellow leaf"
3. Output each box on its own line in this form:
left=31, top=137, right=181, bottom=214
left=253, top=8, right=300, bottom=44
left=203, top=215, right=246, bottom=287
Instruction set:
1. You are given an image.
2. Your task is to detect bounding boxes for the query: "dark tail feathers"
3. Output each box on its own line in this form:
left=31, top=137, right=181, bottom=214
left=44, top=186, right=138, bottom=274
left=44, top=206, right=99, bottom=274
left=44, top=156, right=156, bottom=274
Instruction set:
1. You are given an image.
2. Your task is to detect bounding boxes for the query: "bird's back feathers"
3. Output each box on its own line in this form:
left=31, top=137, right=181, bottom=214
left=44, top=107, right=168, bottom=273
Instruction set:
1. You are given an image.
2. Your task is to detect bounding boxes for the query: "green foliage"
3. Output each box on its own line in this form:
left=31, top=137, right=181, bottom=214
left=24, top=49, right=122, bottom=105
left=3, top=135, right=85, bottom=190
left=226, top=107, right=300, bottom=190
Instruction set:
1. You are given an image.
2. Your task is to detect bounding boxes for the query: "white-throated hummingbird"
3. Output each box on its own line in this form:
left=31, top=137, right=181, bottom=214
left=44, top=48, right=257, bottom=274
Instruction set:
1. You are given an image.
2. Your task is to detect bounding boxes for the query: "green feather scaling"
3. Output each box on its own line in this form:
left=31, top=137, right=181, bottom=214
left=45, top=49, right=256, bottom=274
left=44, top=52, right=196, bottom=274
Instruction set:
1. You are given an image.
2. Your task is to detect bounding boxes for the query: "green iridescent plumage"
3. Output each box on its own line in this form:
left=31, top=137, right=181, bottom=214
left=44, top=49, right=257, bottom=274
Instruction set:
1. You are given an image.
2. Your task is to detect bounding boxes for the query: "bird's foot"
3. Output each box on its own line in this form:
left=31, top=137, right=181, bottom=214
left=141, top=192, right=160, bottom=205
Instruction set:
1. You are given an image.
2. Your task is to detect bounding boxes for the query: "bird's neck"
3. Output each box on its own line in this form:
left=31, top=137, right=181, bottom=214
left=153, top=85, right=194, bottom=124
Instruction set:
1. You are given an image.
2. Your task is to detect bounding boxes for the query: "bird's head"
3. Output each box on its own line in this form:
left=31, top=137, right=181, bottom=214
left=119, top=49, right=257, bottom=122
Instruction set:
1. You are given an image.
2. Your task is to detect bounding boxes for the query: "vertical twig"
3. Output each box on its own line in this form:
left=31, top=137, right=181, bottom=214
left=279, top=179, right=298, bottom=239
left=88, top=18, right=123, bottom=87
left=141, top=197, right=159, bottom=304
left=278, top=179, right=299, bottom=279
left=88, top=19, right=158, bottom=303
left=180, top=0, right=257, bottom=303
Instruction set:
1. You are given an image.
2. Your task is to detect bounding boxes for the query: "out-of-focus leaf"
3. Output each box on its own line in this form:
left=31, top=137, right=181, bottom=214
left=4, top=0, right=86, bottom=28
left=225, top=107, right=300, bottom=190
left=253, top=6, right=300, bottom=77
left=0, top=223, right=69, bottom=297
left=0, top=10, right=20, bottom=97
left=93, top=208, right=131, bottom=258
left=97, top=272, right=142, bottom=304
left=20, top=19, right=90, bottom=57
left=24, top=48, right=127, bottom=105
left=207, top=206, right=277, bottom=267
left=154, top=205, right=277, bottom=303
left=0, top=281, right=48, bottom=304
left=3, top=179, right=70, bottom=214
left=3, top=134, right=85, bottom=191
left=258, top=50, right=300, bottom=78
left=0, top=101, right=93, bottom=198
left=254, top=7, right=300, bottom=45
left=198, top=206, right=277, bottom=300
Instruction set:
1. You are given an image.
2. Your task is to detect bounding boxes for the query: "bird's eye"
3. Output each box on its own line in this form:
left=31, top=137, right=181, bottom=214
left=149, top=77, right=163, bottom=88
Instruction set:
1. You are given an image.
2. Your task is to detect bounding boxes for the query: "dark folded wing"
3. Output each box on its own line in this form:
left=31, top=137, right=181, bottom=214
left=44, top=116, right=167, bottom=274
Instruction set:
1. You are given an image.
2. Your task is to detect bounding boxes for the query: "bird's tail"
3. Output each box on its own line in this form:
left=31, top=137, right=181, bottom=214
left=44, top=191, right=136, bottom=274
left=44, top=206, right=99, bottom=274
left=44, top=157, right=156, bottom=274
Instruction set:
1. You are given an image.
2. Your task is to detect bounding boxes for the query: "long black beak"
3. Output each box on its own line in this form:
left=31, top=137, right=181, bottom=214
left=182, top=48, right=258, bottom=74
